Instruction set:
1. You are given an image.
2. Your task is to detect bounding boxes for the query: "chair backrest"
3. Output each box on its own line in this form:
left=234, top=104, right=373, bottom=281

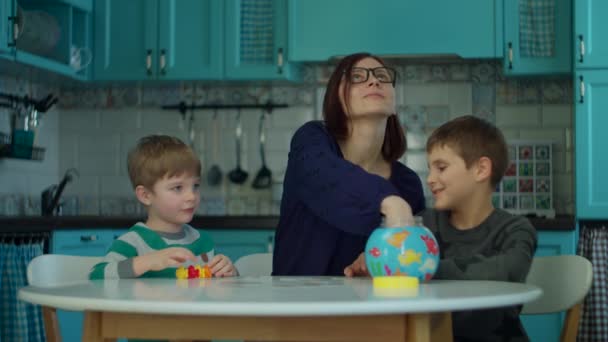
left=234, top=253, right=273, bottom=276
left=27, top=254, right=103, bottom=287
left=522, top=255, right=593, bottom=314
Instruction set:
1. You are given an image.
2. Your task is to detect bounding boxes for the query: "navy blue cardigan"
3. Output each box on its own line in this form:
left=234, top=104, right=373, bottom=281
left=272, top=121, right=426, bottom=276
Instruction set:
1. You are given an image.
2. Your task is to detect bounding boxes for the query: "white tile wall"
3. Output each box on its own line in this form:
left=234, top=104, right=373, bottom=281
left=0, top=64, right=575, bottom=216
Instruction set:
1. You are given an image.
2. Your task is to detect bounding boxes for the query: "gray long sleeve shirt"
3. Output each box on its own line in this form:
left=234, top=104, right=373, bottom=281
left=423, top=208, right=537, bottom=342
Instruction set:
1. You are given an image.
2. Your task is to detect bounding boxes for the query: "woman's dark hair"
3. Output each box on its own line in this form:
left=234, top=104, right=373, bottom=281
left=322, top=52, right=406, bottom=162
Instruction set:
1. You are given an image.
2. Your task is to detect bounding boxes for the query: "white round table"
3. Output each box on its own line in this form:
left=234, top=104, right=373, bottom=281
left=19, top=276, right=542, bottom=342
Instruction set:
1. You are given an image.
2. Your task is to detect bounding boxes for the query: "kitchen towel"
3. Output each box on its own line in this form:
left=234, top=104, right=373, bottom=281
left=519, top=0, right=555, bottom=57
left=577, top=225, right=608, bottom=342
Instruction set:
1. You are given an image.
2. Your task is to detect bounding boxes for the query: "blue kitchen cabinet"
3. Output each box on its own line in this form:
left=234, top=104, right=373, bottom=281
left=575, top=0, right=608, bottom=69
left=0, top=0, right=15, bottom=56
left=503, top=0, right=572, bottom=75
left=521, top=229, right=577, bottom=342
left=0, top=0, right=92, bottom=79
left=51, top=229, right=116, bottom=342
left=288, top=0, right=498, bottom=62
left=93, top=0, right=154, bottom=80
left=94, top=0, right=223, bottom=80
left=224, top=0, right=300, bottom=80
left=207, top=229, right=275, bottom=264
left=575, top=70, right=608, bottom=218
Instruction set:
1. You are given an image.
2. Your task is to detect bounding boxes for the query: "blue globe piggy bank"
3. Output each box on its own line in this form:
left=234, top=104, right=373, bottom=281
left=365, top=225, right=440, bottom=281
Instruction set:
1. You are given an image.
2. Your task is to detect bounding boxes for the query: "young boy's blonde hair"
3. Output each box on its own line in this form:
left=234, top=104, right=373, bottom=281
left=127, top=135, right=201, bottom=190
left=426, top=115, right=508, bottom=187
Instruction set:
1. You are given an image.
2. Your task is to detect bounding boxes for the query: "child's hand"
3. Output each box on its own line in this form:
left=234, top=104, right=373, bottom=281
left=208, top=254, right=237, bottom=277
left=135, top=247, right=197, bottom=275
left=344, top=252, right=370, bottom=277
left=381, top=196, right=415, bottom=227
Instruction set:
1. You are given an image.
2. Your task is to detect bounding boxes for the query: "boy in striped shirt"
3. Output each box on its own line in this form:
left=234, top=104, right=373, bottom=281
left=90, top=135, right=237, bottom=279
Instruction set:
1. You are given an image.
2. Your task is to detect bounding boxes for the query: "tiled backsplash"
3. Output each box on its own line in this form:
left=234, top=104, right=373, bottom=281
left=0, top=60, right=574, bottom=216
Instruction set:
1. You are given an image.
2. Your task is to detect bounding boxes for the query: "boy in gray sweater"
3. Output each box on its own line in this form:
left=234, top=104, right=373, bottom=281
left=345, top=115, right=537, bottom=341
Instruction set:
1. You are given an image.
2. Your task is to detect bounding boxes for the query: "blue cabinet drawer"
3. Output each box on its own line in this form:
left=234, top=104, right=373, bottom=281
left=207, top=229, right=274, bottom=264
left=51, top=229, right=114, bottom=256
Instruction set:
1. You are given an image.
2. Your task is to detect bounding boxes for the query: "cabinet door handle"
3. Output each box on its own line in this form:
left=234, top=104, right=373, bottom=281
left=579, top=76, right=585, bottom=104
left=578, top=35, right=585, bottom=63
left=507, top=42, right=513, bottom=70
left=8, top=16, right=18, bottom=46
left=160, top=49, right=166, bottom=75
left=277, top=48, right=284, bottom=75
left=146, top=49, right=153, bottom=76
left=80, top=235, right=98, bottom=242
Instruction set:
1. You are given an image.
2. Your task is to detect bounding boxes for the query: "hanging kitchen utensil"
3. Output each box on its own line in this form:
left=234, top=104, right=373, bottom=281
left=252, top=110, right=272, bottom=189
left=228, top=109, right=248, bottom=184
left=206, top=109, right=223, bottom=186
left=188, top=106, right=195, bottom=149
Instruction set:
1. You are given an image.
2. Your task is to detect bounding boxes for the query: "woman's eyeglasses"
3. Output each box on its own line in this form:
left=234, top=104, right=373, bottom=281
left=346, top=67, right=397, bottom=85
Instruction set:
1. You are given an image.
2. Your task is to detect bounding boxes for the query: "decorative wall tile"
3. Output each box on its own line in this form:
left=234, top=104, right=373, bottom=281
left=471, top=62, right=497, bottom=83
left=403, top=65, right=432, bottom=83
left=516, top=80, right=542, bottom=104
left=271, top=87, right=297, bottom=104
left=301, top=64, right=315, bottom=83
left=295, top=88, right=313, bottom=106
left=542, top=79, right=572, bottom=104
left=430, top=65, right=449, bottom=82
left=315, top=64, right=336, bottom=83
left=496, top=80, right=518, bottom=104
left=141, top=86, right=181, bottom=107
left=106, top=86, right=140, bottom=108
left=448, top=64, right=471, bottom=81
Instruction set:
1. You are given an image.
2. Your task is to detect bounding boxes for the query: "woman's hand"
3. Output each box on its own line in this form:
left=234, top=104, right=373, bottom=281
left=209, top=254, right=238, bottom=277
left=344, top=252, right=370, bottom=277
left=380, top=195, right=415, bottom=227
left=134, top=247, right=197, bottom=276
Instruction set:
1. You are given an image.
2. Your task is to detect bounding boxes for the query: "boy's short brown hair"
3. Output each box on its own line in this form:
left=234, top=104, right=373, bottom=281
left=426, top=115, right=508, bottom=187
left=127, top=135, right=201, bottom=190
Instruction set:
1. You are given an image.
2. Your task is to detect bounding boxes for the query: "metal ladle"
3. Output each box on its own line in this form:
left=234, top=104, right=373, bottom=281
left=206, top=109, right=222, bottom=186
left=228, top=109, right=248, bottom=184
left=252, top=111, right=272, bottom=189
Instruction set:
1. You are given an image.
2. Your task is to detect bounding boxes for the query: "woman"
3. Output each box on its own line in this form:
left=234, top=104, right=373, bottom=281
left=272, top=52, right=426, bottom=276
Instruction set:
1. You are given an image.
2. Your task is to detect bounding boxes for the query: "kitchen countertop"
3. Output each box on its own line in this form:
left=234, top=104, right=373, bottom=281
left=0, top=214, right=576, bottom=233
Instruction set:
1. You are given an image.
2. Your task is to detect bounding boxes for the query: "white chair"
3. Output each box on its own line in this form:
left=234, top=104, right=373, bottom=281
left=27, top=254, right=103, bottom=342
left=521, top=255, right=593, bottom=342
left=235, top=253, right=273, bottom=276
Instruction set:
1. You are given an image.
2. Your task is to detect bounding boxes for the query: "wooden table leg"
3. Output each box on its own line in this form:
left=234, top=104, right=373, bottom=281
left=83, top=311, right=117, bottom=342
left=42, top=306, right=61, bottom=342
left=407, top=312, right=452, bottom=342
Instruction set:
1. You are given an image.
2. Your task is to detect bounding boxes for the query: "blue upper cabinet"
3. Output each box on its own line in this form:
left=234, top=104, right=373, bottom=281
left=575, top=0, right=608, bottom=69
left=0, top=0, right=15, bottom=56
left=157, top=0, right=223, bottom=80
left=1, top=0, right=92, bottom=79
left=575, top=70, right=608, bottom=218
left=288, top=0, right=498, bottom=62
left=224, top=0, right=300, bottom=80
left=93, top=0, right=155, bottom=80
left=503, top=0, right=572, bottom=76
left=94, top=0, right=223, bottom=80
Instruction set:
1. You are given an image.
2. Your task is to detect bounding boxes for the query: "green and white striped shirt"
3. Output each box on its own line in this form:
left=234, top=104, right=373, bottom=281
left=89, top=223, right=214, bottom=279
